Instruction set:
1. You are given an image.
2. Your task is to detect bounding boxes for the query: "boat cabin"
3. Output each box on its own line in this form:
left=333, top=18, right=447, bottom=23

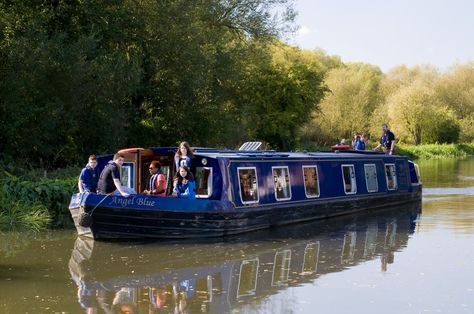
left=97, top=146, right=421, bottom=206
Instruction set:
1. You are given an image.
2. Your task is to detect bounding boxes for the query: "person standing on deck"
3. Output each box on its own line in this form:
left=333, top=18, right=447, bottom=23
left=373, top=123, right=396, bottom=155
left=97, top=153, right=130, bottom=197
left=78, top=155, right=99, bottom=193
left=174, top=141, right=194, bottom=170
left=355, top=133, right=369, bottom=150
left=352, top=133, right=361, bottom=149
left=143, top=160, right=166, bottom=196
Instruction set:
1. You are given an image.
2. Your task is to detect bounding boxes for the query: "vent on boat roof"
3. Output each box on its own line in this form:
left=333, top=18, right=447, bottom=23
left=239, top=141, right=262, bottom=151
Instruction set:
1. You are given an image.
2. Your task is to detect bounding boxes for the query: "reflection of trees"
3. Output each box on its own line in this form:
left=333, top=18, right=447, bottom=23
left=0, top=231, right=72, bottom=258
left=421, top=197, right=474, bottom=234
left=418, top=159, right=459, bottom=187
left=0, top=231, right=34, bottom=258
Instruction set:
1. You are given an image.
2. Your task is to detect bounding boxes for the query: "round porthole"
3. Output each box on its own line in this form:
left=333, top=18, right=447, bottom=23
left=201, top=158, right=207, bottom=165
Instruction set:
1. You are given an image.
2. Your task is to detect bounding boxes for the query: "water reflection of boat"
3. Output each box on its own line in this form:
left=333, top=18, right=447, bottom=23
left=69, top=203, right=420, bottom=313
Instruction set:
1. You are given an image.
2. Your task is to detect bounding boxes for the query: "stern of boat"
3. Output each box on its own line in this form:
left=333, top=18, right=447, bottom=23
left=68, top=193, right=94, bottom=238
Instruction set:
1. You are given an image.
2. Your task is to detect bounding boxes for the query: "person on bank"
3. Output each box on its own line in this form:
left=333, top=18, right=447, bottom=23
left=97, top=153, right=130, bottom=197
left=78, top=155, right=100, bottom=193
left=143, top=160, right=166, bottom=196
left=373, top=123, right=396, bottom=155
left=355, top=133, right=369, bottom=150
left=172, top=166, right=196, bottom=199
left=174, top=141, right=194, bottom=170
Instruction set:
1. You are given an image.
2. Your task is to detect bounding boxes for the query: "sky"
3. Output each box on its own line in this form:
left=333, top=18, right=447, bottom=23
left=289, top=0, right=474, bottom=72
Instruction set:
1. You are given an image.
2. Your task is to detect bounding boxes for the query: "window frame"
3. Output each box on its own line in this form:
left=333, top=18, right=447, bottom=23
left=195, top=166, right=213, bottom=198
left=384, top=163, right=398, bottom=191
left=364, top=164, right=379, bottom=193
left=272, top=166, right=292, bottom=201
left=237, top=167, right=260, bottom=205
left=302, top=165, right=320, bottom=198
left=341, top=164, right=357, bottom=195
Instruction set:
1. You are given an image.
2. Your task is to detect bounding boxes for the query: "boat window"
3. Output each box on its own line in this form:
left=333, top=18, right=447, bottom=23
left=237, top=258, right=259, bottom=297
left=303, top=166, right=320, bottom=198
left=272, top=166, right=292, bottom=201
left=341, top=231, right=357, bottom=264
left=341, top=165, right=357, bottom=194
left=195, top=167, right=212, bottom=198
left=364, top=164, right=378, bottom=193
left=364, top=224, right=378, bottom=258
left=120, top=162, right=134, bottom=189
left=301, top=242, right=320, bottom=275
left=238, top=167, right=259, bottom=204
left=272, top=250, right=291, bottom=286
left=385, top=164, right=398, bottom=190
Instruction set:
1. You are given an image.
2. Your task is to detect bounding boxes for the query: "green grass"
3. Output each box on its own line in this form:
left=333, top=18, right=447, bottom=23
left=398, top=143, right=474, bottom=160
left=0, top=173, right=77, bottom=231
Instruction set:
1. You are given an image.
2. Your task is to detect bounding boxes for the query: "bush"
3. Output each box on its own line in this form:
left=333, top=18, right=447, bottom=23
left=398, top=143, right=474, bottom=159
left=0, top=173, right=77, bottom=230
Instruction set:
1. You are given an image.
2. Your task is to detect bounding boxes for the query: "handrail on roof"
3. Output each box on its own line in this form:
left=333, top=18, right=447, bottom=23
left=239, top=142, right=262, bottom=151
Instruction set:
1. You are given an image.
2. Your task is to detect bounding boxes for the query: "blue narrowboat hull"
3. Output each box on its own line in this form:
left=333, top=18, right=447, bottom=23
left=69, top=186, right=421, bottom=239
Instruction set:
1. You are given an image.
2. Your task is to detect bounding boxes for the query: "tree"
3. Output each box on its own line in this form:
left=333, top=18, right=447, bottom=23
left=302, top=63, right=382, bottom=146
left=237, top=43, right=327, bottom=150
left=386, top=80, right=460, bottom=145
left=435, top=63, right=474, bottom=142
left=0, top=0, right=299, bottom=168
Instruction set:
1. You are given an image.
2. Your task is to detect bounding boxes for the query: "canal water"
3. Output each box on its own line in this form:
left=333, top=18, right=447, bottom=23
left=1, top=159, right=473, bottom=314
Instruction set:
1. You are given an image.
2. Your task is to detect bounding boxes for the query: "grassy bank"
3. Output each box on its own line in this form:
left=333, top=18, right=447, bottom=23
left=397, top=143, right=474, bottom=160
left=0, top=172, right=77, bottom=231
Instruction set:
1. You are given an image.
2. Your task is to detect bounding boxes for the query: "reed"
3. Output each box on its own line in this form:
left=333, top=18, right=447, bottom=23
left=0, top=200, right=51, bottom=231
left=0, top=173, right=77, bottom=230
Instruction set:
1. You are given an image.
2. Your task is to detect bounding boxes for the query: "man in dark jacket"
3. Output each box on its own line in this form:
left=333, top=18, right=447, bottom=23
left=97, top=153, right=130, bottom=197
left=373, top=123, right=396, bottom=155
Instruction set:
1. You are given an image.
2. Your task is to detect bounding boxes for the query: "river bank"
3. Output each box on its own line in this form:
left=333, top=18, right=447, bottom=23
left=0, top=173, right=76, bottom=231
left=398, top=143, right=474, bottom=159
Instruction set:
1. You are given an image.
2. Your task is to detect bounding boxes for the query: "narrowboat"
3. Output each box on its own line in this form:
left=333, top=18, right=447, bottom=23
left=69, top=203, right=421, bottom=313
left=68, top=142, right=422, bottom=239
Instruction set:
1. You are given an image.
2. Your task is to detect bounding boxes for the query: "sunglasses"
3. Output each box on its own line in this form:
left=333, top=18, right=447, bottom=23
left=149, top=167, right=155, bottom=170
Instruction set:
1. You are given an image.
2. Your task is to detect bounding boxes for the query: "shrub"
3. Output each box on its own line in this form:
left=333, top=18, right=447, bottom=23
left=0, top=173, right=77, bottom=230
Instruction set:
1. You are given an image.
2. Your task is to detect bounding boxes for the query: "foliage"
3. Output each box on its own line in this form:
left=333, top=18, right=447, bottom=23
left=0, top=173, right=76, bottom=229
left=398, top=144, right=474, bottom=160
left=300, top=63, right=382, bottom=146
left=0, top=178, right=51, bottom=231
left=0, top=0, right=299, bottom=168
left=237, top=43, right=328, bottom=149
left=2, top=0, right=474, bottom=173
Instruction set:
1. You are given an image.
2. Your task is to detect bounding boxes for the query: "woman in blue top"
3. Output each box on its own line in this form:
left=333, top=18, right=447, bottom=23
left=173, top=166, right=196, bottom=199
left=174, top=141, right=194, bottom=170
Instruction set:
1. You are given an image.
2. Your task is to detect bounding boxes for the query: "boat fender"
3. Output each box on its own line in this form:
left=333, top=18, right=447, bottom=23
left=78, top=206, right=93, bottom=228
